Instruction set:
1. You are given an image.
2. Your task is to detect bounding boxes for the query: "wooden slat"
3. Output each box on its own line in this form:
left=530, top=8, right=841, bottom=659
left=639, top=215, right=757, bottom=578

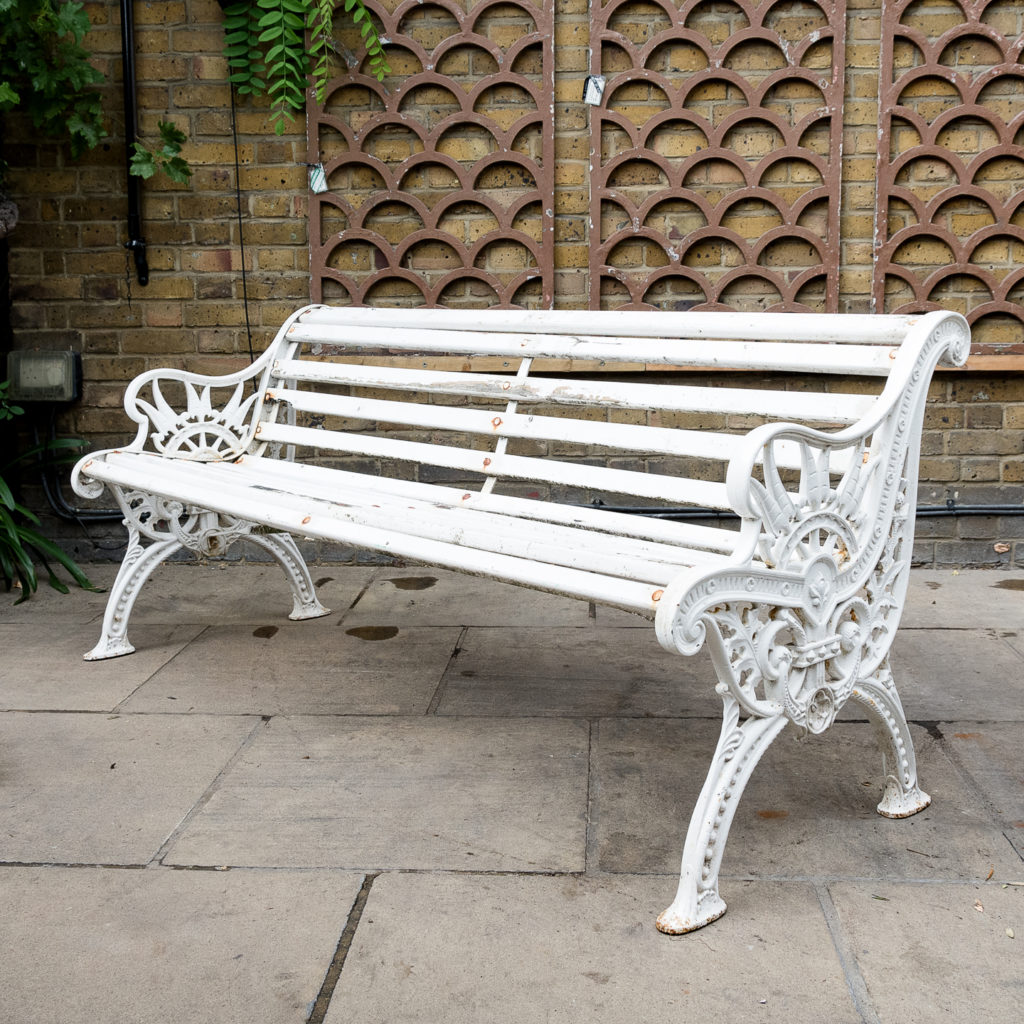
left=188, top=462, right=720, bottom=583
left=271, top=359, right=875, bottom=424
left=254, top=420, right=735, bottom=509
left=266, top=386, right=854, bottom=474
left=91, top=453, right=670, bottom=614
left=300, top=305, right=926, bottom=344
left=286, top=323, right=898, bottom=375
left=232, top=454, right=744, bottom=554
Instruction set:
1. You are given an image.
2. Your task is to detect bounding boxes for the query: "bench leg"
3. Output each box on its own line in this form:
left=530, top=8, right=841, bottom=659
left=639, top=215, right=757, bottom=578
left=851, top=657, right=931, bottom=818
left=244, top=532, right=330, bottom=620
left=656, top=694, right=788, bottom=934
left=84, top=531, right=180, bottom=660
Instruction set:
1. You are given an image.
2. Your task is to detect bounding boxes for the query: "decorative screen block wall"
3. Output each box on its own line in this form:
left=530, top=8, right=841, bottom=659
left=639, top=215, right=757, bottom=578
left=588, top=0, right=846, bottom=311
left=874, top=0, right=1024, bottom=353
left=308, top=0, right=555, bottom=308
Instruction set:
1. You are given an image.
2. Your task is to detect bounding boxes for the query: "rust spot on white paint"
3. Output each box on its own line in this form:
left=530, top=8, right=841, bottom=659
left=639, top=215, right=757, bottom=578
left=462, top=493, right=471, bottom=500
left=302, top=515, right=311, bottom=524
left=651, top=589, right=663, bottom=602
left=492, top=417, right=502, bottom=428
left=482, top=457, right=492, bottom=467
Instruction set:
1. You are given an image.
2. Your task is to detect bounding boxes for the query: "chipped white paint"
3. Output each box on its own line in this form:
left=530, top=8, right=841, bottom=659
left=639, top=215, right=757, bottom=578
left=73, top=304, right=970, bottom=933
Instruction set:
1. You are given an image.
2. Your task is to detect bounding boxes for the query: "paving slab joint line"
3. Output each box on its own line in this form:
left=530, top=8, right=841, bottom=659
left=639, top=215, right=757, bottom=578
left=425, top=625, right=469, bottom=715
left=150, top=715, right=272, bottom=866
left=336, top=568, right=382, bottom=624
left=925, top=720, right=1021, bottom=845
left=814, top=882, right=882, bottom=1024
left=307, top=872, right=378, bottom=1024
left=110, top=625, right=214, bottom=714
left=584, top=718, right=597, bottom=874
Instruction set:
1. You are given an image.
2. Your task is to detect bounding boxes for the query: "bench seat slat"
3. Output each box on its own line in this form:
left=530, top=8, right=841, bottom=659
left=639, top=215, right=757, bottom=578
left=271, top=359, right=875, bottom=424
left=285, top=323, right=898, bottom=375
left=231, top=455, right=743, bottom=554
left=91, top=453, right=670, bottom=613
left=183, top=461, right=720, bottom=584
left=254, top=420, right=734, bottom=509
left=265, top=386, right=847, bottom=471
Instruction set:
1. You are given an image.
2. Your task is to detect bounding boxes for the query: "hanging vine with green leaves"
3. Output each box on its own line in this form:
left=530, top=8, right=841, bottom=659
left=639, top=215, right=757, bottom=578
left=223, top=0, right=389, bottom=136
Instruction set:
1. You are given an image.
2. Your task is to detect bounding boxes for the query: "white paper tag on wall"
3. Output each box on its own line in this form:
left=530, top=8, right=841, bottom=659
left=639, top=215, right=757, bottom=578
left=582, top=75, right=606, bottom=106
left=309, top=163, right=329, bottom=194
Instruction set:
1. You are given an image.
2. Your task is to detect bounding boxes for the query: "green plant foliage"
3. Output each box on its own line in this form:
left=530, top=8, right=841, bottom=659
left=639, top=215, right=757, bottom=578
left=129, top=120, right=193, bottom=185
left=223, top=0, right=389, bottom=136
left=0, top=383, right=98, bottom=602
left=0, top=0, right=106, bottom=159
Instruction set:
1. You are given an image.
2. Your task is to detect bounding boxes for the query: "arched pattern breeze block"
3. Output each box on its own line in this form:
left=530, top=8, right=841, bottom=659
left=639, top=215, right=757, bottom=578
left=589, top=0, right=846, bottom=311
left=308, top=0, right=555, bottom=308
left=874, top=0, right=1024, bottom=352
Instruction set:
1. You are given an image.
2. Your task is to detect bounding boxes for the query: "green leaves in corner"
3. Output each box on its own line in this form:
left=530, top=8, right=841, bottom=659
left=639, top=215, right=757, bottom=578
left=223, top=0, right=390, bottom=136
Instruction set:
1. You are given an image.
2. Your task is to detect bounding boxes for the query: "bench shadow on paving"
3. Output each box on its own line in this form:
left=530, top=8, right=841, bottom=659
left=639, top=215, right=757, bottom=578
left=0, top=564, right=1021, bottom=1023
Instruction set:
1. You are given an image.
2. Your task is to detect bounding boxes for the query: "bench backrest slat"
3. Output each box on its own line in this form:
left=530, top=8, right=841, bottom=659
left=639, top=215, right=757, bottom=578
left=265, top=386, right=844, bottom=472
left=271, top=359, right=874, bottom=424
left=285, top=323, right=899, bottom=376
left=255, top=419, right=734, bottom=509
left=299, top=306, right=921, bottom=345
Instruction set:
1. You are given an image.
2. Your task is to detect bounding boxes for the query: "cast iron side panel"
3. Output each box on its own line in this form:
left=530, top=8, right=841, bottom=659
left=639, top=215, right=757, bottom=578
left=874, top=0, right=1024, bottom=352
left=309, top=0, right=554, bottom=308
left=589, top=0, right=846, bottom=311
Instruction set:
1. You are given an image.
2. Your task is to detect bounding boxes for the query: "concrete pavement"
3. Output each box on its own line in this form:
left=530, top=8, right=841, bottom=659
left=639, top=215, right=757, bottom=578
left=1, top=563, right=1021, bottom=1023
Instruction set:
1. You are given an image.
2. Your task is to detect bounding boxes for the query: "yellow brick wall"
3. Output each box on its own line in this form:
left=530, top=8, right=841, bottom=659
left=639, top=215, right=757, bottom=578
left=1, top=0, right=1022, bottom=564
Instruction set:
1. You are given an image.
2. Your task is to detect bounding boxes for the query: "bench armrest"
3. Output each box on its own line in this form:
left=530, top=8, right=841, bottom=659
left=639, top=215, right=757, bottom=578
left=119, top=362, right=267, bottom=460
left=725, top=309, right=969, bottom=572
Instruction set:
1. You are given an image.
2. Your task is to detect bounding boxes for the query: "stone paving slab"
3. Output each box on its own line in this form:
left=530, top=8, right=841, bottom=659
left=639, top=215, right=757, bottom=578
left=0, top=623, right=204, bottom=711
left=435, top=626, right=719, bottom=718
left=121, top=623, right=461, bottom=715
left=828, top=881, right=1023, bottom=1023
left=0, top=866, right=362, bottom=1024
left=165, top=716, right=589, bottom=872
left=903, top=569, right=1024, bottom=630
left=944, top=723, right=1024, bottom=858
left=342, top=567, right=593, bottom=626
left=0, top=712, right=257, bottom=865
left=325, top=872, right=862, bottom=1024
left=590, top=720, right=1020, bottom=880
left=889, top=628, right=1024, bottom=720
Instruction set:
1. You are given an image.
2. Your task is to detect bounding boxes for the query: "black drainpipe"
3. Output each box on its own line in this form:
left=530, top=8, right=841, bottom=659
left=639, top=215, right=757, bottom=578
left=120, top=0, right=148, bottom=285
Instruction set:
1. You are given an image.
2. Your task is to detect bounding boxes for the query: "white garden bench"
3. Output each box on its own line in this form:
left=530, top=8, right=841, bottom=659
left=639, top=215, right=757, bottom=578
left=72, top=304, right=970, bottom=933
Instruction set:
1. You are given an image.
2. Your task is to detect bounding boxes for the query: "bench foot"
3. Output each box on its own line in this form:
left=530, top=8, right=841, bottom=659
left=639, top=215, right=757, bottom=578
left=851, top=657, right=931, bottom=820
left=84, top=637, right=136, bottom=661
left=85, top=535, right=180, bottom=661
left=656, top=893, right=727, bottom=935
left=245, top=532, right=331, bottom=620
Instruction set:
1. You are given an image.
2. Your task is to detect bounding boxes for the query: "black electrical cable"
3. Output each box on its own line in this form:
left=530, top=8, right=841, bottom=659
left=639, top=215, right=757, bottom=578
left=229, top=86, right=255, bottom=365
left=33, top=411, right=121, bottom=523
left=584, top=499, right=1024, bottom=520
left=120, top=0, right=148, bottom=285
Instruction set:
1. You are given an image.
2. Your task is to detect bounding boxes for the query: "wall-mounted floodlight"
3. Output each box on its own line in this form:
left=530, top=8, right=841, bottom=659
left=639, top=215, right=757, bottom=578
left=5, top=351, right=82, bottom=403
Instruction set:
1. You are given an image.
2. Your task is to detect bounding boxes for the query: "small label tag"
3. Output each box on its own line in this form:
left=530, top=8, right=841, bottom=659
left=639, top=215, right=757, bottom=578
left=582, top=75, right=606, bottom=106
left=309, top=163, right=329, bottom=194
